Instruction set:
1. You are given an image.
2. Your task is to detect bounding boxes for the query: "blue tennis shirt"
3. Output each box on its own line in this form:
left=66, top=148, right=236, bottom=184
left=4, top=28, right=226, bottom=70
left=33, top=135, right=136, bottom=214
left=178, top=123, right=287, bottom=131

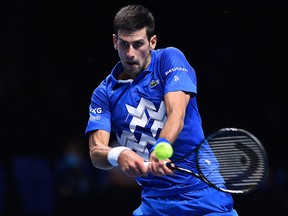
left=85, top=47, right=222, bottom=196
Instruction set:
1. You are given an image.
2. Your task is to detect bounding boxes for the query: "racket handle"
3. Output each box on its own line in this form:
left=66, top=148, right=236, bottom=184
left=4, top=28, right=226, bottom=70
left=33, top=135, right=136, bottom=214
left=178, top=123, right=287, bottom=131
left=143, top=161, right=168, bottom=167
left=144, top=161, right=151, bottom=167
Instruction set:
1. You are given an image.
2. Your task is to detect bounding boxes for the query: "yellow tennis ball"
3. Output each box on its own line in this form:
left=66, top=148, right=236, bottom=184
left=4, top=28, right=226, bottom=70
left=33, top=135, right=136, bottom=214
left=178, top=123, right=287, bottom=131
left=154, top=142, right=173, bottom=160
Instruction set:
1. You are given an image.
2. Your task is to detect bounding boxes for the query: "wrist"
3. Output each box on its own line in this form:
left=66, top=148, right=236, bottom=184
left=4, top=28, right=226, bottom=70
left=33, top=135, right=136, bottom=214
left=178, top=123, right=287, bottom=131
left=150, top=138, right=170, bottom=153
left=107, top=146, right=130, bottom=166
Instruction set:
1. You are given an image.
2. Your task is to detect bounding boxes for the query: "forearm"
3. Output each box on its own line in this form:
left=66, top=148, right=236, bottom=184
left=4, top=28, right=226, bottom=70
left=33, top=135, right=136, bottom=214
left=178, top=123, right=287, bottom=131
left=89, top=142, right=113, bottom=170
left=88, top=130, right=148, bottom=176
left=160, top=91, right=189, bottom=143
left=159, top=110, right=184, bottom=144
left=88, top=130, right=113, bottom=170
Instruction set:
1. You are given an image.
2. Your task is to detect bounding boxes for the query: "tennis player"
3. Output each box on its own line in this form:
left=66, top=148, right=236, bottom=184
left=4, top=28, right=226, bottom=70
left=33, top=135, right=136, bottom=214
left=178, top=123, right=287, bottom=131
left=85, top=4, right=238, bottom=215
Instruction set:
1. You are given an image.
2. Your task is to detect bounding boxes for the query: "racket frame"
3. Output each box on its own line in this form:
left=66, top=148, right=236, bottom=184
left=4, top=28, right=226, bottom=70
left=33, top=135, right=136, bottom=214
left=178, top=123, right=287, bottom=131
left=166, top=128, right=269, bottom=195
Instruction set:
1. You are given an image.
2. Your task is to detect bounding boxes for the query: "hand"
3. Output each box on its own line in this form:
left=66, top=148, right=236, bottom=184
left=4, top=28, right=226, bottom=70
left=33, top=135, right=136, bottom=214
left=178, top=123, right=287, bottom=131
left=145, top=152, right=175, bottom=176
left=117, top=149, right=149, bottom=177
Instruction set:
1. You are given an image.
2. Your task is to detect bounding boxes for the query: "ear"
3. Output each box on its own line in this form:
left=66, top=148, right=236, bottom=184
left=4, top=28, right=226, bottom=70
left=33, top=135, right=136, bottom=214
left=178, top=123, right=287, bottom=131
left=149, top=35, right=157, bottom=50
left=113, top=34, right=118, bottom=50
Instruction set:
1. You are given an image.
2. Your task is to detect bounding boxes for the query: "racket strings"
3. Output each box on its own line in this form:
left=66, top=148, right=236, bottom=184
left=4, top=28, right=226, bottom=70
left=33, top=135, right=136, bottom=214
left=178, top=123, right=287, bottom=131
left=198, top=132, right=268, bottom=193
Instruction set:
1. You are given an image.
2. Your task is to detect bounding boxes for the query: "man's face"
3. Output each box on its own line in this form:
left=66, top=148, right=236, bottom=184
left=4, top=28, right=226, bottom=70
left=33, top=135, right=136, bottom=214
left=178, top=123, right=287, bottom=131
left=113, top=27, right=156, bottom=78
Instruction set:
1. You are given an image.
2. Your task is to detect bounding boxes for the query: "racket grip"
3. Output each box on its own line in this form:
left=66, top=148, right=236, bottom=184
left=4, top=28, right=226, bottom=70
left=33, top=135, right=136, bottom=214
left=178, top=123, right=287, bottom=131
left=143, top=161, right=168, bottom=167
left=144, top=161, right=151, bottom=167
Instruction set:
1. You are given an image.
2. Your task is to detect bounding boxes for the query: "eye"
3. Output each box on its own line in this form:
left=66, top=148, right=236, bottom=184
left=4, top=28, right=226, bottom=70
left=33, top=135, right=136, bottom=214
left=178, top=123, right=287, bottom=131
left=120, top=41, right=129, bottom=48
left=133, top=41, right=144, bottom=49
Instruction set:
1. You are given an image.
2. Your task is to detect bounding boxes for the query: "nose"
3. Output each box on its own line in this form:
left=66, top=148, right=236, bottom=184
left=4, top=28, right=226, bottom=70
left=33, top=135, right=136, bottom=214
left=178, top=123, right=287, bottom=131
left=126, top=45, right=135, bottom=58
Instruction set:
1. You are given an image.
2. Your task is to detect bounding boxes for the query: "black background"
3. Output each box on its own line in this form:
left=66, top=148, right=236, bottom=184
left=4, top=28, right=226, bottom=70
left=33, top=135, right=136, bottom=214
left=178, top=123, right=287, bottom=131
left=1, top=0, right=287, bottom=215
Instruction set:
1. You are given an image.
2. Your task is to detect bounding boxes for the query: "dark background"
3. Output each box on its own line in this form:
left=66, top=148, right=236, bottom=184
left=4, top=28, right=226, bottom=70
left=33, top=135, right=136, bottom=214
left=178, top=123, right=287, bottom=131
left=1, top=0, right=287, bottom=215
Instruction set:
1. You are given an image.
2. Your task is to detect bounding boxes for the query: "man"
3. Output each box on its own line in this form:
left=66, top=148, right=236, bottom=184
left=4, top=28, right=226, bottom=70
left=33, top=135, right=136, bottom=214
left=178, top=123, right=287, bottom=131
left=85, top=4, right=238, bottom=215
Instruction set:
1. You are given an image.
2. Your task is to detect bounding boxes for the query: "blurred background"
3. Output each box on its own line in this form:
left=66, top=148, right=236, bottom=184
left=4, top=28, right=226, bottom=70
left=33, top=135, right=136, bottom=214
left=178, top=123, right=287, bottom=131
left=1, top=0, right=286, bottom=215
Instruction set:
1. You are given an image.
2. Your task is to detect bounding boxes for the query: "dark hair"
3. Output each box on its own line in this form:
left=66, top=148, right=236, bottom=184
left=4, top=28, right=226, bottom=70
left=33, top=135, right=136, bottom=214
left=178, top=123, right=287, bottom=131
left=114, top=5, right=155, bottom=40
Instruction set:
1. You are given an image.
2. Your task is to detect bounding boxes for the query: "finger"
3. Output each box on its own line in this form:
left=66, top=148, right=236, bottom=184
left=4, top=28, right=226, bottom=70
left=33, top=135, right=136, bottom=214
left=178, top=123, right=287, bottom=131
left=147, top=162, right=166, bottom=176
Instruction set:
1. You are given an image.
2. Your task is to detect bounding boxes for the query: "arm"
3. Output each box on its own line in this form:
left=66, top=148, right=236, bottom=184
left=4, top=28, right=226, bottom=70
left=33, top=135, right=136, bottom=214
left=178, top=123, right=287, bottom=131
left=88, top=129, right=148, bottom=176
left=148, top=90, right=190, bottom=175
left=88, top=129, right=112, bottom=170
left=160, top=90, right=191, bottom=143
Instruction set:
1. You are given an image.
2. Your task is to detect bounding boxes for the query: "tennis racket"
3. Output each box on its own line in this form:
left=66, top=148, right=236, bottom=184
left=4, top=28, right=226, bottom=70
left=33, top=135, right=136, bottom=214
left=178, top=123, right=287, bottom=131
left=165, top=128, right=269, bottom=195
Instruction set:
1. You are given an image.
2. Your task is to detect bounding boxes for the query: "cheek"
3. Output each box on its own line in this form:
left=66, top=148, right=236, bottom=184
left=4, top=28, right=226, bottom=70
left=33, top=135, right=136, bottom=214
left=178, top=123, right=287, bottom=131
left=140, top=49, right=150, bottom=58
left=117, top=50, right=125, bottom=59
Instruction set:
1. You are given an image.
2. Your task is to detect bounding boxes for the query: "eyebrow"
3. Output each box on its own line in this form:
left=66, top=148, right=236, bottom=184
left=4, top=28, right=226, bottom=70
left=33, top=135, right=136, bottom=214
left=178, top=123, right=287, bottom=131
left=117, top=36, right=145, bottom=43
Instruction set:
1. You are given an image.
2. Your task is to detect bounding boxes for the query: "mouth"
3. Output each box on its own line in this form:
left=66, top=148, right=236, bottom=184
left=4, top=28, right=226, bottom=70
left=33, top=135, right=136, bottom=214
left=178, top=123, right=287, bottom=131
left=125, top=61, right=138, bottom=70
left=126, top=61, right=137, bottom=66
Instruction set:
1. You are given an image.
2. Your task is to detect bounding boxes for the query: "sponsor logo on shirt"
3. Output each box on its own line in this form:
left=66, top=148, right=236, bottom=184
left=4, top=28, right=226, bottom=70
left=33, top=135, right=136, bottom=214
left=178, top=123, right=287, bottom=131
left=164, top=67, right=188, bottom=75
left=90, top=107, right=102, bottom=114
left=89, top=107, right=102, bottom=121
left=149, top=79, right=159, bottom=88
left=90, top=116, right=101, bottom=121
left=174, top=75, right=180, bottom=81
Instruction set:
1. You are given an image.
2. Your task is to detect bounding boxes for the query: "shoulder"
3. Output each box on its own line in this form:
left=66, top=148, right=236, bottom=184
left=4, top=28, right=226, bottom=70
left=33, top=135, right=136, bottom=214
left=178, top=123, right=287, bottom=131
left=153, top=47, right=187, bottom=62
left=155, top=47, right=184, bottom=56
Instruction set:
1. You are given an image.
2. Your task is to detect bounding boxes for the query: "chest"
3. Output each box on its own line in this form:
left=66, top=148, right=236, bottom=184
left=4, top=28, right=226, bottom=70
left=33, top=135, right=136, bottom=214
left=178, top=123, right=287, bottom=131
left=109, top=73, right=166, bottom=136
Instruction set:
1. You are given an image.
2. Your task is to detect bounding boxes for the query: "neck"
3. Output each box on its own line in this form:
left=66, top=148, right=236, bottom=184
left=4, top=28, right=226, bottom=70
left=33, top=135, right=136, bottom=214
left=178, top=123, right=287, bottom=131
left=118, top=71, right=132, bottom=80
